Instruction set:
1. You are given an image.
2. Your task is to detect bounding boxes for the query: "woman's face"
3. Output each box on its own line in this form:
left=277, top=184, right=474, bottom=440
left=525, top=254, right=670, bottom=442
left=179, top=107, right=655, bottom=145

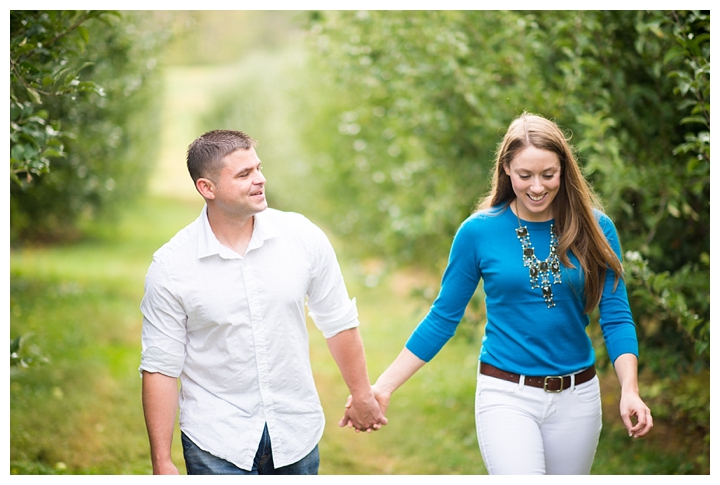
left=505, top=146, right=562, bottom=222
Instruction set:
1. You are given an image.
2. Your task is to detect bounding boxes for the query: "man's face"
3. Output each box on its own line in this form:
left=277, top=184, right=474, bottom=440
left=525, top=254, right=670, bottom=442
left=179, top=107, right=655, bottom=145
left=209, top=147, right=267, bottom=219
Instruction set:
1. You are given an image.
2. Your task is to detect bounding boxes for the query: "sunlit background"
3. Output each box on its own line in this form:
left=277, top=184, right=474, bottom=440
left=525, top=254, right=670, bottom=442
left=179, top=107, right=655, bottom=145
left=10, top=9, right=710, bottom=474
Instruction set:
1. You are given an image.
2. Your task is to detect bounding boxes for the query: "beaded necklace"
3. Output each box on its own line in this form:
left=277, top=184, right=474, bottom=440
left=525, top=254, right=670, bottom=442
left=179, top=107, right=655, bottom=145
left=514, top=200, right=562, bottom=308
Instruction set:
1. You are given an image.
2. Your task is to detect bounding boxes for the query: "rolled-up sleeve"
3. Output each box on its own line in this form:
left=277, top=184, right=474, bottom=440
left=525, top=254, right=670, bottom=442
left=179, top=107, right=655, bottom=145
left=306, top=225, right=360, bottom=338
left=139, top=258, right=187, bottom=377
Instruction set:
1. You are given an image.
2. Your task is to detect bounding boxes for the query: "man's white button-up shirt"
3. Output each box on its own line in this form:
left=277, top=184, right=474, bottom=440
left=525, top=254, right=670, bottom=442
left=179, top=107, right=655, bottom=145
left=139, top=206, right=359, bottom=470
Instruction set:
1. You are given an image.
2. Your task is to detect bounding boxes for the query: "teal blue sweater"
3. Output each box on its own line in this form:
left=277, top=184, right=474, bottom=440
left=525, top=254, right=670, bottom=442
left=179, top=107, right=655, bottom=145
left=405, top=205, right=638, bottom=376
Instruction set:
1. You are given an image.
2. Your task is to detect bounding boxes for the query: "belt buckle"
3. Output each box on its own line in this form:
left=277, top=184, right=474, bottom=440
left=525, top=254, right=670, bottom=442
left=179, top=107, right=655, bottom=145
left=543, top=375, right=564, bottom=393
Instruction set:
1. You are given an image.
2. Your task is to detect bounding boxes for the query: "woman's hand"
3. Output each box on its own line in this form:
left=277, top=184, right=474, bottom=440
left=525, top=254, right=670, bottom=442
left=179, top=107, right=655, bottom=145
left=339, top=347, right=426, bottom=433
left=614, top=354, right=653, bottom=438
left=619, top=389, right=653, bottom=438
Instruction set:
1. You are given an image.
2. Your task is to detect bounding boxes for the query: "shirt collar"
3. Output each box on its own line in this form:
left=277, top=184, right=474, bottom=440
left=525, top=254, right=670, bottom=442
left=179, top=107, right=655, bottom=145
left=197, top=205, right=280, bottom=259
left=247, top=208, right=280, bottom=253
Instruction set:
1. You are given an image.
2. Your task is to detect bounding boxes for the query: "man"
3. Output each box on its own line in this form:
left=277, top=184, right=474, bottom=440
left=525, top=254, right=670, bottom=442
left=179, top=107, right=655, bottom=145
left=140, top=130, right=386, bottom=475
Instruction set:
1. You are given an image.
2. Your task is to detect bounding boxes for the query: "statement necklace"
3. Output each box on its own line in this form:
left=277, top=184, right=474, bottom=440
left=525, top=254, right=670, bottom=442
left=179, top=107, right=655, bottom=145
left=514, top=201, right=562, bottom=308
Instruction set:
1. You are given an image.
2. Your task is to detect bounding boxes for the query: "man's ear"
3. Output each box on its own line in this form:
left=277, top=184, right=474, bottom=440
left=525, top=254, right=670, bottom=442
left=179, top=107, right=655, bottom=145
left=195, top=177, right=216, bottom=199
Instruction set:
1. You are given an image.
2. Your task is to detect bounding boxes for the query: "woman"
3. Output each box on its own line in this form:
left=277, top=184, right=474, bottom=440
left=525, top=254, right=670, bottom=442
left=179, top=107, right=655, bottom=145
left=341, top=112, right=653, bottom=474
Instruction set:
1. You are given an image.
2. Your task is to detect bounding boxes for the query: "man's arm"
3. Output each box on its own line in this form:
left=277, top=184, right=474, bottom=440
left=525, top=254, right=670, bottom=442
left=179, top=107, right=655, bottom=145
left=326, top=327, right=387, bottom=432
left=141, top=371, right=181, bottom=474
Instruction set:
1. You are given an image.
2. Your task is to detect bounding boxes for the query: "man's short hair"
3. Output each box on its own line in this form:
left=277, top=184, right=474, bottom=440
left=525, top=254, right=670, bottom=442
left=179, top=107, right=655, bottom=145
left=186, top=130, right=257, bottom=183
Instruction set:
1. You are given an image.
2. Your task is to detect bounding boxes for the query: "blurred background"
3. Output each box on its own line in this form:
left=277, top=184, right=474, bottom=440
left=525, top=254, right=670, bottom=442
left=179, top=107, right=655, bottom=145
left=9, top=10, right=710, bottom=474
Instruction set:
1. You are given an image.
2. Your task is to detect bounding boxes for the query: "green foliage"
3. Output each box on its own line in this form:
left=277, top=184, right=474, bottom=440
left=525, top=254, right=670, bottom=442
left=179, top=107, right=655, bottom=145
left=534, top=11, right=710, bottom=379
left=10, top=11, right=173, bottom=243
left=302, top=11, right=533, bottom=268
left=544, top=16, right=711, bottom=464
left=301, top=9, right=709, bottom=456
left=10, top=335, right=48, bottom=371
left=625, top=251, right=709, bottom=372
left=10, top=10, right=116, bottom=183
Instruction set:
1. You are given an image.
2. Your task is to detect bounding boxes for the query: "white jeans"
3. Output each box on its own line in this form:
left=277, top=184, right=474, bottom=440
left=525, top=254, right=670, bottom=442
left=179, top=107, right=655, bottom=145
left=475, top=371, right=602, bottom=475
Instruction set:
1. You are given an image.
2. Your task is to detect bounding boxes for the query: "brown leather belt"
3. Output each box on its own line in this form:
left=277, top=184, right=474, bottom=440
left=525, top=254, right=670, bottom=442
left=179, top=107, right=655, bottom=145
left=480, top=362, right=596, bottom=393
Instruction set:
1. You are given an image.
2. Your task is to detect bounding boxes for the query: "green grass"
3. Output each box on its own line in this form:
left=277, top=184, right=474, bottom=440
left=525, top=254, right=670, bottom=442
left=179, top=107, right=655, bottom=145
left=10, top=197, right=204, bottom=475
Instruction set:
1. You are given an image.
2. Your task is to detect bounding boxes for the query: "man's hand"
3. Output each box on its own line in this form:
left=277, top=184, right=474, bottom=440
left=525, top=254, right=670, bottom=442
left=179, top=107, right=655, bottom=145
left=339, top=385, right=390, bottom=433
left=340, top=347, right=426, bottom=433
left=326, top=328, right=388, bottom=432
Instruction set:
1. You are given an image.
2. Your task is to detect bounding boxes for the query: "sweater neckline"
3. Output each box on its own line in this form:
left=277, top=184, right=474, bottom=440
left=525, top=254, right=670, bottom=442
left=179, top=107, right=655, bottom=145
left=502, top=204, right=554, bottom=230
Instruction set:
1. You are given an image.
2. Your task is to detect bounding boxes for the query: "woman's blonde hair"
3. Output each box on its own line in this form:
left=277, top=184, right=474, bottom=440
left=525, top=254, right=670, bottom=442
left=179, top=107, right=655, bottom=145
left=477, top=112, right=622, bottom=313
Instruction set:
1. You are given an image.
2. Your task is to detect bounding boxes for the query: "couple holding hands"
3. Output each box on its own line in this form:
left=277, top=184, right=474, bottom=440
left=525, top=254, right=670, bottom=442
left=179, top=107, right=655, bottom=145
left=139, top=113, right=652, bottom=475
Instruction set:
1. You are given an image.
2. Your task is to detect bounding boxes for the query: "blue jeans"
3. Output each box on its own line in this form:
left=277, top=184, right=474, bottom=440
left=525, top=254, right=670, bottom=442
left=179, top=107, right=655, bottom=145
left=181, top=425, right=320, bottom=475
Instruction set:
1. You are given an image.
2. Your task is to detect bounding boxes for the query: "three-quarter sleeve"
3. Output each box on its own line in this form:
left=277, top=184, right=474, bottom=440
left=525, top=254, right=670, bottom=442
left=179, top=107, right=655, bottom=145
left=406, top=218, right=482, bottom=362
left=595, top=213, right=639, bottom=364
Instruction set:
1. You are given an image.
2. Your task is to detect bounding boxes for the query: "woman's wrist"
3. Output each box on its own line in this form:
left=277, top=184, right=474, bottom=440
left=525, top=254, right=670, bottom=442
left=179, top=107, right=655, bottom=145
left=373, top=376, right=396, bottom=398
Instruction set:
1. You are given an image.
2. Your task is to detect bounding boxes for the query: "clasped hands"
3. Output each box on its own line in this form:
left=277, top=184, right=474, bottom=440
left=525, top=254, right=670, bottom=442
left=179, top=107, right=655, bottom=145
left=338, top=386, right=390, bottom=433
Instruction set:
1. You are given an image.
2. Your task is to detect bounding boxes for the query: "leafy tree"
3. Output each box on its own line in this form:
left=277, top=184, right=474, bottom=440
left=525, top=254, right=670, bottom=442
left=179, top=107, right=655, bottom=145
left=10, top=11, right=173, bottom=243
left=301, top=10, right=709, bottom=471
left=10, top=11, right=114, bottom=183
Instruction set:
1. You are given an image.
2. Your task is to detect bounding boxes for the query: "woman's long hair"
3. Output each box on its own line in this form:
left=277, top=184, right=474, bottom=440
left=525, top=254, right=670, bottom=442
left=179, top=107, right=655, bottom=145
left=477, top=112, right=623, bottom=313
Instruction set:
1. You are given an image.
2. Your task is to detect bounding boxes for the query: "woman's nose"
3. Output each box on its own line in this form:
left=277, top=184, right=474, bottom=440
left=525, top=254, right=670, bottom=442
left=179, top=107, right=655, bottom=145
left=530, top=177, right=543, bottom=191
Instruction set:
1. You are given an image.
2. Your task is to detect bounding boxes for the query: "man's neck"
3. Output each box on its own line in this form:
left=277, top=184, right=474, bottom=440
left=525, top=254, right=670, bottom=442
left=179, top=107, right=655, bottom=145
left=206, top=207, right=256, bottom=257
